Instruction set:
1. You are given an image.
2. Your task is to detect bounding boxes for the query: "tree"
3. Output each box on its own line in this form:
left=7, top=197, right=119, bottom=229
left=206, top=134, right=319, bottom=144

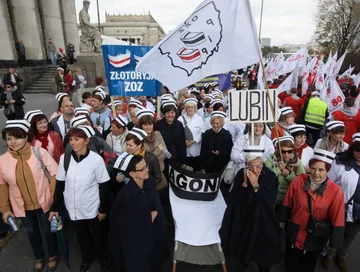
left=314, top=0, right=360, bottom=55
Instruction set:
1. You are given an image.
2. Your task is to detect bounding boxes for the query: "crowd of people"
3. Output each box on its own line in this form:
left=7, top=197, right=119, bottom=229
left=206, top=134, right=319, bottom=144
left=0, top=66, right=359, bottom=272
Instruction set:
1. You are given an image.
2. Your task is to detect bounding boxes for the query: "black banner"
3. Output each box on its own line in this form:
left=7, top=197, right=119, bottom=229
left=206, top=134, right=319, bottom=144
left=168, top=164, right=223, bottom=201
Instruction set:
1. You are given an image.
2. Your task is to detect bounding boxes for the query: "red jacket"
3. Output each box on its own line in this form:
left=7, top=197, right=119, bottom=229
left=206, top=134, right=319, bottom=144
left=332, top=109, right=360, bottom=145
left=281, top=174, right=344, bottom=250
left=284, top=96, right=304, bottom=121
left=30, top=131, right=64, bottom=164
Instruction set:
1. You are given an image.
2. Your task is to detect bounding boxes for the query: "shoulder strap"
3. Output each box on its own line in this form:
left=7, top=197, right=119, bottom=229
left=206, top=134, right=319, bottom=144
left=32, top=147, right=45, bottom=169
left=64, top=152, right=71, bottom=174
left=307, top=193, right=313, bottom=216
left=181, top=115, right=187, bottom=126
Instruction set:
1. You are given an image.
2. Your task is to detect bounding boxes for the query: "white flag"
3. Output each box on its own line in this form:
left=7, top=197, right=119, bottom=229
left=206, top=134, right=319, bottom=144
left=136, top=0, right=261, bottom=91
left=284, top=47, right=308, bottom=74
left=354, top=73, right=360, bottom=88
left=277, top=65, right=299, bottom=95
left=320, top=77, right=345, bottom=113
left=339, top=66, right=354, bottom=79
left=257, top=62, right=265, bottom=90
left=333, top=52, right=347, bottom=76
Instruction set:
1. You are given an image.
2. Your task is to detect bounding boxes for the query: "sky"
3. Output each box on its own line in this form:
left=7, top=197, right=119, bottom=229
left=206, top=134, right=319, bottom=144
left=75, top=0, right=316, bottom=46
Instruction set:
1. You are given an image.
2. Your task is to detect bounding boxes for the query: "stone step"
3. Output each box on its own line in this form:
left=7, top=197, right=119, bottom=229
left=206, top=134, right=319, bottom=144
left=36, top=78, right=53, bottom=82
left=26, top=89, right=52, bottom=94
left=27, top=86, right=51, bottom=91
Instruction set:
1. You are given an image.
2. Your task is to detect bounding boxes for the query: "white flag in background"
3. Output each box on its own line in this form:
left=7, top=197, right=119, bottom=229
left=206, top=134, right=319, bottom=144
left=284, top=47, right=308, bottom=74
left=136, top=0, right=261, bottom=91
left=320, top=77, right=345, bottom=113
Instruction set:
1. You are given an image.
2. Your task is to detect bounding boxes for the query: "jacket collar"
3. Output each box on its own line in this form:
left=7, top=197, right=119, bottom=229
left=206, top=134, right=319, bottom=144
left=304, top=176, right=328, bottom=196
left=71, top=148, right=90, bottom=163
left=126, top=178, right=151, bottom=196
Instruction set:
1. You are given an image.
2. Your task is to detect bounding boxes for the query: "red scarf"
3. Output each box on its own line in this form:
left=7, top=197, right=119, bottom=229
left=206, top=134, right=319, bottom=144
left=294, top=143, right=308, bottom=159
left=36, top=131, right=49, bottom=150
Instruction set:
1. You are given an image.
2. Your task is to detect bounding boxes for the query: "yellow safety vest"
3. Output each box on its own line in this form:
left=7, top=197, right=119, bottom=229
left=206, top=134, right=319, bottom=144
left=304, top=98, right=327, bottom=126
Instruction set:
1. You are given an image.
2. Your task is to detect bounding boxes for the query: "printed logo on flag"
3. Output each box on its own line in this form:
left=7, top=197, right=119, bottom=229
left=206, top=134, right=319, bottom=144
left=108, top=50, right=131, bottom=68
left=159, top=1, right=223, bottom=76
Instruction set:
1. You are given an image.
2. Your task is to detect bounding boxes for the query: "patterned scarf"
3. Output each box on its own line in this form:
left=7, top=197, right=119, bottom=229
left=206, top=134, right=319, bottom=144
left=319, top=136, right=344, bottom=154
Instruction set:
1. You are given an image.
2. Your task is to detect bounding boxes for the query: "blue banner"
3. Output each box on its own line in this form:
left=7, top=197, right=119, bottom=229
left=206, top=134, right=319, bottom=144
left=102, top=45, right=162, bottom=96
left=194, top=73, right=231, bottom=90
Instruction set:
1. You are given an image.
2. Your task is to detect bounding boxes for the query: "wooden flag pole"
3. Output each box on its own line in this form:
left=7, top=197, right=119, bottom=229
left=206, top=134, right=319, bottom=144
left=259, top=59, right=283, bottom=161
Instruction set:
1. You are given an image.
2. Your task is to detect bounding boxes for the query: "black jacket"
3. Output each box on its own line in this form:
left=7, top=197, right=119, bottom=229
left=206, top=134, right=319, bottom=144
left=145, top=151, right=162, bottom=185
left=109, top=177, right=168, bottom=272
left=156, top=118, right=187, bottom=166
left=0, top=90, right=25, bottom=119
left=200, top=128, right=233, bottom=173
left=220, top=166, right=281, bottom=267
left=3, top=72, right=23, bottom=90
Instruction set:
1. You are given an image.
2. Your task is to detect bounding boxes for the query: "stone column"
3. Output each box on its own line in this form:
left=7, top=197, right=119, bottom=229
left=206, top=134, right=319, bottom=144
left=38, top=0, right=66, bottom=56
left=0, top=1, right=16, bottom=61
left=7, top=0, right=45, bottom=60
left=60, top=0, right=79, bottom=56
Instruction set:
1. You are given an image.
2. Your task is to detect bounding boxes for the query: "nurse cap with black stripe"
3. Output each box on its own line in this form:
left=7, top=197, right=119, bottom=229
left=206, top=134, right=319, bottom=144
left=78, top=126, right=96, bottom=138
left=273, top=135, right=294, bottom=146
left=211, top=111, right=227, bottom=118
left=313, top=148, right=336, bottom=164
left=70, top=115, right=88, bottom=128
left=288, top=124, right=306, bottom=135
left=243, top=145, right=265, bottom=161
left=24, top=110, right=44, bottom=123
left=114, top=114, right=128, bottom=127
left=128, top=128, right=148, bottom=141
left=136, top=108, right=155, bottom=119
left=352, top=133, right=360, bottom=143
left=326, top=121, right=345, bottom=131
left=5, top=120, right=31, bottom=132
left=55, top=93, right=68, bottom=101
left=74, top=107, right=90, bottom=116
left=114, top=152, right=134, bottom=171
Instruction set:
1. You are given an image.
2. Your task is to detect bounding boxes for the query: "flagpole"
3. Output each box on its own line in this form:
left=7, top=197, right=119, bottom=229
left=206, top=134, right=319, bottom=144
left=96, top=0, right=101, bottom=33
left=259, top=59, right=283, bottom=161
left=258, top=0, right=264, bottom=40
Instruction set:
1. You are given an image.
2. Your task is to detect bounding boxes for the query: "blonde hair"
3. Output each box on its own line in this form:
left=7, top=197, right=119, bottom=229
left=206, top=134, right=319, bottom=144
left=210, top=116, right=225, bottom=127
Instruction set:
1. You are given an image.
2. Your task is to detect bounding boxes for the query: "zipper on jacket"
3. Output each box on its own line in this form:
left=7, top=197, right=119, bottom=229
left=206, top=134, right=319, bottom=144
left=19, top=152, right=36, bottom=210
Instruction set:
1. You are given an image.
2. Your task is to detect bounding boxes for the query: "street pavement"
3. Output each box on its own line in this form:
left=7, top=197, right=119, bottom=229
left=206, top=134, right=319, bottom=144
left=0, top=93, right=359, bottom=271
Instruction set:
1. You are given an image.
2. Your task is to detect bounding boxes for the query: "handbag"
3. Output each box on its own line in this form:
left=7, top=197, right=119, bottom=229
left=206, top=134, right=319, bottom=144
left=32, top=147, right=51, bottom=181
left=306, top=193, right=331, bottom=238
left=181, top=116, right=194, bottom=141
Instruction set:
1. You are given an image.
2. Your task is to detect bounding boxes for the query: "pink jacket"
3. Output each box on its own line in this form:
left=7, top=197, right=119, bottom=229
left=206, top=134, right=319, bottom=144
left=0, top=147, right=58, bottom=217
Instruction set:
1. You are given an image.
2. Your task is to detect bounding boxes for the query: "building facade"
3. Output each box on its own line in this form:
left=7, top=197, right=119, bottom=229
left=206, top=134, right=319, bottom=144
left=0, top=0, right=78, bottom=67
left=101, top=12, right=166, bottom=46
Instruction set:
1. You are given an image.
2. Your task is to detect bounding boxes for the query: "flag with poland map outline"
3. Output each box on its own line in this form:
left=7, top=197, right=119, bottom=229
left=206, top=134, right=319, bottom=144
left=136, top=0, right=261, bottom=92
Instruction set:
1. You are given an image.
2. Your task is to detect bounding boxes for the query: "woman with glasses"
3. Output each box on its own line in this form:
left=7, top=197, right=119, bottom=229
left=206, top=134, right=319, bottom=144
left=0, top=81, right=25, bottom=120
left=271, top=107, right=296, bottom=140
left=289, top=124, right=314, bottom=173
left=125, top=128, right=162, bottom=185
left=265, top=136, right=305, bottom=207
left=314, top=121, right=348, bottom=154
left=109, top=153, right=168, bottom=271
left=279, top=149, right=345, bottom=272
left=323, top=133, right=360, bottom=271
left=221, top=146, right=281, bottom=272
left=178, top=98, right=205, bottom=171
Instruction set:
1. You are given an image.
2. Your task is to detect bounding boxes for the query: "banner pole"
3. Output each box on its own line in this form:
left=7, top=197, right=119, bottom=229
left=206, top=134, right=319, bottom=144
left=157, top=96, right=161, bottom=118
left=110, top=96, right=116, bottom=117
left=251, top=123, right=255, bottom=145
left=259, top=59, right=283, bottom=161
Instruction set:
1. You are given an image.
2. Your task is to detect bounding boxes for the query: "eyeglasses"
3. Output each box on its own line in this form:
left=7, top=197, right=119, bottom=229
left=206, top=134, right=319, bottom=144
left=246, top=165, right=263, bottom=170
left=281, top=149, right=293, bottom=154
left=354, top=147, right=360, bottom=152
left=133, top=164, right=149, bottom=172
left=5, top=86, right=12, bottom=88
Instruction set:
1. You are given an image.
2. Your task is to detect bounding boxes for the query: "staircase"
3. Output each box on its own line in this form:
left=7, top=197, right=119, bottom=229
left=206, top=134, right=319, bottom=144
left=26, top=65, right=58, bottom=93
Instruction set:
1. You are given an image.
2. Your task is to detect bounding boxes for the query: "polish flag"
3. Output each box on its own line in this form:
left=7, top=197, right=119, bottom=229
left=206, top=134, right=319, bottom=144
left=108, top=50, right=131, bottom=68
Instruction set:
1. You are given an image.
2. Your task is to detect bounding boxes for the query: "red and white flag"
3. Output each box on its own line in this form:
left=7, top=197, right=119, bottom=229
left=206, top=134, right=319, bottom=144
left=320, top=77, right=345, bottom=113
left=136, top=0, right=262, bottom=91
left=108, top=50, right=131, bottom=68
left=284, top=47, right=308, bottom=74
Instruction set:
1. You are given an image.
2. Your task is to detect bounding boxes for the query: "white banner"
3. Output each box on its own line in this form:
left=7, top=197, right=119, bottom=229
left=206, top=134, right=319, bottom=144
left=229, top=89, right=277, bottom=123
left=136, top=0, right=261, bottom=92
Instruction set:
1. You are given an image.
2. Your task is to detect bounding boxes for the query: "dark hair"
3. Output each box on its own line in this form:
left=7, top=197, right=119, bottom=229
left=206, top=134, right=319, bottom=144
left=337, top=142, right=360, bottom=164
left=125, top=133, right=143, bottom=146
left=2, top=127, right=32, bottom=142
left=4, top=81, right=15, bottom=87
left=82, top=92, right=92, bottom=103
left=137, top=115, right=155, bottom=129
left=345, top=97, right=355, bottom=107
left=291, top=131, right=306, bottom=138
left=67, top=128, right=87, bottom=139
left=92, top=94, right=103, bottom=102
left=95, top=77, right=104, bottom=86
left=121, top=155, right=144, bottom=178
left=290, top=87, right=297, bottom=94
left=213, top=103, right=224, bottom=111
left=161, top=104, right=177, bottom=115
left=248, top=122, right=265, bottom=135
left=29, top=114, right=49, bottom=138
left=57, top=94, right=70, bottom=112
left=329, top=126, right=346, bottom=134
left=66, top=69, right=72, bottom=75
left=308, top=158, right=331, bottom=172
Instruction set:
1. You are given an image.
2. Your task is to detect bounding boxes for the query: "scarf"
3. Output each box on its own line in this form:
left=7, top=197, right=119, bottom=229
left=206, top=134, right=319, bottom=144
left=36, top=131, right=50, bottom=150
left=309, top=175, right=326, bottom=192
left=144, top=132, right=156, bottom=153
left=94, top=104, right=106, bottom=126
left=139, top=146, right=146, bottom=158
left=319, top=136, right=344, bottom=154
left=294, top=143, right=308, bottom=159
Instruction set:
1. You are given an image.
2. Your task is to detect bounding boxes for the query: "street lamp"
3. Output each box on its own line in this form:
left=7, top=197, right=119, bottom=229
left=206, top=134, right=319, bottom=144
left=96, top=0, right=101, bottom=33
